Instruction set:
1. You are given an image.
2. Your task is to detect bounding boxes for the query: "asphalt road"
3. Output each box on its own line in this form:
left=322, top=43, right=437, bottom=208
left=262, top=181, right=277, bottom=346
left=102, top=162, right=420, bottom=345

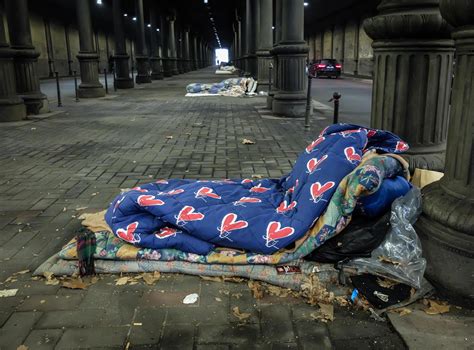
left=311, top=76, right=372, bottom=127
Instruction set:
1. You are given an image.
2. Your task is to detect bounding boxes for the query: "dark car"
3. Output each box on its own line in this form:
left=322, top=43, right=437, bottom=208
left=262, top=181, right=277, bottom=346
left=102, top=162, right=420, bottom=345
left=309, top=59, right=342, bottom=78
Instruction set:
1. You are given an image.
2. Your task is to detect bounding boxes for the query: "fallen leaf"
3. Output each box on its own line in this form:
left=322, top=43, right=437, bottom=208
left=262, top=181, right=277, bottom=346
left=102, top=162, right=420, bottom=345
left=215, top=297, right=222, bottom=302
left=232, top=306, right=251, bottom=321
left=248, top=280, right=264, bottom=299
left=200, top=275, right=223, bottom=282
left=318, top=303, right=334, bottom=321
left=0, top=289, right=18, bottom=297
left=62, top=278, right=88, bottom=290
left=378, top=256, right=402, bottom=266
left=232, top=293, right=242, bottom=299
left=115, top=277, right=130, bottom=286
left=223, top=277, right=245, bottom=283
left=241, top=138, right=255, bottom=145
left=251, top=174, right=263, bottom=179
left=14, top=270, right=30, bottom=275
left=166, top=136, right=173, bottom=139
left=424, top=299, right=450, bottom=315
left=40, top=300, right=46, bottom=304
left=390, top=307, right=412, bottom=316
left=376, top=277, right=398, bottom=289
left=43, top=272, right=59, bottom=286
left=16, top=346, right=28, bottom=350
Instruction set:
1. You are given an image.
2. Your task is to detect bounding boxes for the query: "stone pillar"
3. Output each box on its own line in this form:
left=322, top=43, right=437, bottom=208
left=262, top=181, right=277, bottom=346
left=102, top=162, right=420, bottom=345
left=134, top=0, right=151, bottom=84
left=364, top=0, right=454, bottom=171
left=244, top=0, right=259, bottom=76
left=65, top=25, right=73, bottom=76
left=112, top=0, right=133, bottom=88
left=257, top=0, right=273, bottom=89
left=0, top=4, right=26, bottom=122
left=267, top=0, right=281, bottom=109
left=164, top=16, right=178, bottom=75
left=192, top=36, right=198, bottom=70
left=177, top=30, right=184, bottom=74
left=236, top=18, right=242, bottom=69
left=415, top=0, right=474, bottom=306
left=272, top=0, right=309, bottom=117
left=183, top=28, right=191, bottom=72
left=5, top=0, right=48, bottom=113
left=149, top=7, right=163, bottom=80
left=74, top=0, right=105, bottom=98
left=44, top=19, right=55, bottom=78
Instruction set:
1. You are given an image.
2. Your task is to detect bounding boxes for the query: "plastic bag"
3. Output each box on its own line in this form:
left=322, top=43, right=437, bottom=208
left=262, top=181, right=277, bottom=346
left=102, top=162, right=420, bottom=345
left=342, top=187, right=426, bottom=289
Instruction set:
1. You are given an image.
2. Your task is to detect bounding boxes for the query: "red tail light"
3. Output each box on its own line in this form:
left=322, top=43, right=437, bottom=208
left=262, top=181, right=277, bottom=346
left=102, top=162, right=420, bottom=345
left=317, top=64, right=326, bottom=68
left=335, top=64, right=342, bottom=69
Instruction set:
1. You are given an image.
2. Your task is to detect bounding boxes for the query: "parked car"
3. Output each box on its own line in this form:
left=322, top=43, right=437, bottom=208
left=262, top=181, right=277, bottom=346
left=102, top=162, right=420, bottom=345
left=309, top=59, right=342, bottom=78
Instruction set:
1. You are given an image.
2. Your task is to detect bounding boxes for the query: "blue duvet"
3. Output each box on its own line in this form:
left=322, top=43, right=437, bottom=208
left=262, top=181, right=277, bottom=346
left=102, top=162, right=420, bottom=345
left=105, top=124, right=409, bottom=255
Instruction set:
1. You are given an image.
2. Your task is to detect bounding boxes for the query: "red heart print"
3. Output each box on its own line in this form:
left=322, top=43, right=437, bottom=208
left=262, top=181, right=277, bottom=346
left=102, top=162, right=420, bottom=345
left=177, top=206, right=205, bottom=222
left=367, top=129, right=377, bottom=138
left=276, top=200, right=297, bottom=214
left=155, top=227, right=177, bottom=239
left=220, top=213, right=248, bottom=233
left=238, top=197, right=261, bottom=203
left=137, top=195, right=165, bottom=206
left=167, top=189, right=184, bottom=195
left=344, top=147, right=362, bottom=162
left=250, top=184, right=270, bottom=193
left=395, top=141, right=409, bottom=152
left=306, top=155, right=328, bottom=174
left=310, top=181, right=335, bottom=202
left=266, top=221, right=295, bottom=241
left=196, top=187, right=221, bottom=199
left=305, top=136, right=325, bottom=153
left=241, top=179, right=253, bottom=184
left=341, top=129, right=361, bottom=137
left=116, top=222, right=139, bottom=243
left=131, top=187, right=148, bottom=192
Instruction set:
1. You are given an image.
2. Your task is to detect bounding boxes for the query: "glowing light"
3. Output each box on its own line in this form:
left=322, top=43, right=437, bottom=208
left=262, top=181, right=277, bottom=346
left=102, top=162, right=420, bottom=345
left=147, top=24, right=151, bottom=27
left=156, top=28, right=160, bottom=32
left=304, top=2, right=309, bottom=6
left=97, top=0, right=102, bottom=4
left=132, top=17, right=137, bottom=21
left=123, top=13, right=128, bottom=17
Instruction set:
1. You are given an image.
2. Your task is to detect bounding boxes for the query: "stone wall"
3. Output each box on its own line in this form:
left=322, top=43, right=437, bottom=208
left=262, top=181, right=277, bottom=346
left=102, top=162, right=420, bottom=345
left=306, top=16, right=374, bottom=78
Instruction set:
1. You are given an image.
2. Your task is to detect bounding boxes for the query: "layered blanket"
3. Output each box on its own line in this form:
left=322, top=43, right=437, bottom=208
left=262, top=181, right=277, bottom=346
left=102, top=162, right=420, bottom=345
left=104, top=124, right=409, bottom=257
left=186, top=77, right=257, bottom=96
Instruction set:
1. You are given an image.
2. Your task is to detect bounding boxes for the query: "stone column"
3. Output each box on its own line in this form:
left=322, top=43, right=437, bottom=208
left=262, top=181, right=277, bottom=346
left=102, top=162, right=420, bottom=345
left=5, top=0, right=47, bottom=113
left=267, top=0, right=281, bottom=109
left=0, top=4, right=26, bottom=122
left=235, top=18, right=242, bottom=69
left=192, top=36, right=199, bottom=70
left=364, top=0, right=454, bottom=171
left=65, top=25, right=73, bottom=76
left=149, top=7, right=163, bottom=80
left=161, top=15, right=171, bottom=77
left=272, top=0, right=309, bottom=117
left=183, top=28, right=191, bottom=72
left=177, top=29, right=184, bottom=74
left=112, top=0, right=133, bottom=88
left=415, top=0, right=474, bottom=306
left=134, top=0, right=151, bottom=84
left=167, top=16, right=179, bottom=75
left=244, top=0, right=258, bottom=76
left=74, top=0, right=105, bottom=98
left=257, top=0, right=273, bottom=89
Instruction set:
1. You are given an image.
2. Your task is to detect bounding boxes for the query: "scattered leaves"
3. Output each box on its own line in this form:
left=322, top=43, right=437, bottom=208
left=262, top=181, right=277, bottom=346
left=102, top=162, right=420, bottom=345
left=0, top=289, right=18, bottom=298
left=424, top=299, right=450, bottom=315
left=43, top=272, right=59, bottom=286
left=16, top=346, right=28, bottom=350
left=248, top=280, right=264, bottom=299
left=390, top=307, right=412, bottom=316
left=311, top=303, right=334, bottom=322
left=62, top=278, right=88, bottom=290
left=200, top=275, right=223, bottom=282
left=115, top=276, right=130, bottom=286
left=241, top=138, right=255, bottom=145
left=232, top=306, right=251, bottom=321
left=142, top=272, right=161, bottom=285
left=376, top=277, right=398, bottom=289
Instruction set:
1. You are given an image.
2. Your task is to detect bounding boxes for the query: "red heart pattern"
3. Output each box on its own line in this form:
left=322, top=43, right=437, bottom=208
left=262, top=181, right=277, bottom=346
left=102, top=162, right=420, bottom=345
left=196, top=187, right=221, bottom=199
left=241, top=179, right=253, bottom=184
left=305, top=136, right=325, bottom=154
left=310, top=181, right=335, bottom=202
left=116, top=222, right=139, bottom=243
left=367, top=129, right=377, bottom=138
left=306, top=155, right=328, bottom=174
left=266, top=221, right=295, bottom=243
left=155, top=227, right=178, bottom=239
left=138, top=195, right=165, bottom=206
left=395, top=141, right=409, bottom=152
left=177, top=206, right=205, bottom=223
left=166, top=189, right=184, bottom=195
left=276, top=200, right=297, bottom=214
left=340, top=129, right=361, bottom=137
left=250, top=184, right=270, bottom=193
left=344, top=146, right=362, bottom=162
left=131, top=187, right=148, bottom=192
left=237, top=197, right=261, bottom=204
left=219, top=213, right=248, bottom=234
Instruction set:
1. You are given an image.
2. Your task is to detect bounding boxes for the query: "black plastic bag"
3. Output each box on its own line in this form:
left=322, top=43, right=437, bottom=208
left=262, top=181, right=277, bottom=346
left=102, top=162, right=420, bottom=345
left=305, top=212, right=391, bottom=263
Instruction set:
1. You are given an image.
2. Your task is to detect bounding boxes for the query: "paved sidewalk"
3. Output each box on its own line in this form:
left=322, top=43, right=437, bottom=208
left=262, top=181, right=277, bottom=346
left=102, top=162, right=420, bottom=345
left=1, top=68, right=406, bottom=349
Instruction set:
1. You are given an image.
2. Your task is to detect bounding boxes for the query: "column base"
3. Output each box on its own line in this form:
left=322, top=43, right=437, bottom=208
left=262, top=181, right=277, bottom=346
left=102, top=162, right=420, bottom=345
left=77, top=52, right=105, bottom=98
left=78, top=85, right=106, bottom=98
left=272, top=93, right=308, bottom=118
left=0, top=99, right=27, bottom=122
left=135, top=55, right=151, bottom=84
left=257, top=50, right=272, bottom=89
left=415, top=183, right=474, bottom=307
left=401, top=144, right=446, bottom=172
left=115, top=78, right=134, bottom=89
left=20, top=92, right=49, bottom=115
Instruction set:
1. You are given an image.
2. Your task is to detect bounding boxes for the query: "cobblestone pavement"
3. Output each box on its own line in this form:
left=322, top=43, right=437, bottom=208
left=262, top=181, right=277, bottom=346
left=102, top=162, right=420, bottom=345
left=0, top=68, right=406, bottom=349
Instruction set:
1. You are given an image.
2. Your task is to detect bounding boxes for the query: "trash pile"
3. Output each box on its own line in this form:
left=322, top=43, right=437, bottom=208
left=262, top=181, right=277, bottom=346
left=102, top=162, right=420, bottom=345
left=185, top=77, right=257, bottom=97
left=33, top=123, right=439, bottom=318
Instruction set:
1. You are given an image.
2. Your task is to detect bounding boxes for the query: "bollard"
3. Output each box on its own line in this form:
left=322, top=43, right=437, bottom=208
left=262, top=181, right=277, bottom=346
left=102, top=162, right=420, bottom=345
left=304, top=75, right=313, bottom=130
left=73, top=70, right=79, bottom=102
left=329, top=92, right=341, bottom=124
left=104, top=69, right=108, bottom=94
left=55, top=72, right=62, bottom=107
left=268, top=63, right=273, bottom=93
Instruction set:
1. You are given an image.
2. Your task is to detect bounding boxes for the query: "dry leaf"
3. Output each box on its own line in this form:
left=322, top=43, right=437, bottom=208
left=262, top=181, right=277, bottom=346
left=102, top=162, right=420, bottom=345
left=115, top=277, right=130, bottom=286
left=251, top=174, right=263, bottom=179
left=0, top=289, right=18, bottom=298
left=424, top=299, right=450, bottom=315
left=200, top=275, right=223, bottom=282
left=378, top=256, right=402, bottom=266
left=241, top=138, right=255, bottom=145
left=142, top=272, right=161, bottom=285
left=16, top=346, right=28, bottom=350
left=14, top=270, right=30, bottom=275
left=62, top=278, right=87, bottom=290
left=232, top=293, right=243, bottom=299
left=223, top=276, right=245, bottom=283
left=318, top=303, right=334, bottom=321
left=390, top=307, right=412, bottom=316
left=248, top=280, right=264, bottom=299
left=376, top=277, right=398, bottom=289
left=232, top=306, right=251, bottom=321
left=166, top=136, right=173, bottom=139
left=215, top=297, right=222, bottom=302
left=43, top=272, right=59, bottom=286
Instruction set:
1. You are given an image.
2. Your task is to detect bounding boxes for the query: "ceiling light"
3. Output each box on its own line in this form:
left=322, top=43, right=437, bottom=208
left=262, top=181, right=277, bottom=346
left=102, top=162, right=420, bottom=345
left=97, top=0, right=102, bottom=4
left=123, top=13, right=128, bottom=17
left=132, top=17, right=137, bottom=21
left=272, top=26, right=275, bottom=30
left=304, top=2, right=309, bottom=6
left=204, top=0, right=208, bottom=3
left=147, top=24, right=151, bottom=27
left=156, top=28, right=160, bottom=32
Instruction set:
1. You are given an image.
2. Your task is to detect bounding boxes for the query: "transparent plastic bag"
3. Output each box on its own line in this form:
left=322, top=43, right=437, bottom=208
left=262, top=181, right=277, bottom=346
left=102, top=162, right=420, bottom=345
left=343, top=187, right=426, bottom=289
